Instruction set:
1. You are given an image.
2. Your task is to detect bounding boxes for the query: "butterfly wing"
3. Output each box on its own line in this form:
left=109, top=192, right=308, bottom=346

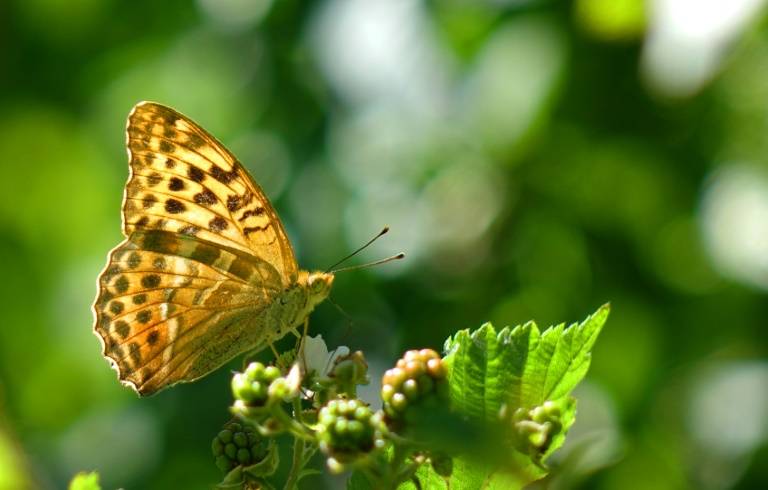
left=94, top=230, right=285, bottom=395
left=123, top=101, right=298, bottom=283
left=94, top=102, right=303, bottom=395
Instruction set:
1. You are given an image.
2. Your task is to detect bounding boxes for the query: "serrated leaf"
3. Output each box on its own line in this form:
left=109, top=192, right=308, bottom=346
left=398, top=463, right=449, bottom=489
left=523, top=304, right=609, bottom=405
left=399, top=456, right=538, bottom=490
left=439, top=305, right=608, bottom=486
left=444, top=304, right=609, bottom=416
left=68, top=472, right=101, bottom=490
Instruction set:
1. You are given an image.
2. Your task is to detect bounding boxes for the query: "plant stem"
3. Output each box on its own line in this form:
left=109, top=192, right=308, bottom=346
left=283, top=433, right=305, bottom=490
left=269, top=404, right=314, bottom=441
left=283, top=398, right=309, bottom=490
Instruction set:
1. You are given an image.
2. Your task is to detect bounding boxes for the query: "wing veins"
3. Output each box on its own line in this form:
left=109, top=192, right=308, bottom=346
left=128, top=130, right=237, bottom=185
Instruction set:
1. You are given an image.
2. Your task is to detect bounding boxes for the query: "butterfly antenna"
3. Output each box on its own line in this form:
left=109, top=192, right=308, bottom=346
left=330, top=253, right=405, bottom=274
left=328, top=296, right=355, bottom=334
left=325, top=226, right=391, bottom=273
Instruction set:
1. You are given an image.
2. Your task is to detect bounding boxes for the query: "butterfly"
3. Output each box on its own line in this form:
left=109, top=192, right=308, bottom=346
left=93, top=102, right=334, bottom=396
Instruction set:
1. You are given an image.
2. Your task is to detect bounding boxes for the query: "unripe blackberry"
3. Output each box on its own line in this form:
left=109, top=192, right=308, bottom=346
left=330, top=351, right=369, bottom=392
left=231, top=362, right=282, bottom=407
left=211, top=422, right=269, bottom=473
left=381, top=349, right=448, bottom=421
left=507, top=400, right=564, bottom=454
left=317, top=398, right=386, bottom=470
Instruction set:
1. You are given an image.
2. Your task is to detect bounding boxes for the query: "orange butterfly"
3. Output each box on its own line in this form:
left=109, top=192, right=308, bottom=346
left=93, top=102, right=334, bottom=396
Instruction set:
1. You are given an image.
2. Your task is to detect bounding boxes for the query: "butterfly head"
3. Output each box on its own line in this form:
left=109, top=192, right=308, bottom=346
left=305, top=271, right=334, bottom=304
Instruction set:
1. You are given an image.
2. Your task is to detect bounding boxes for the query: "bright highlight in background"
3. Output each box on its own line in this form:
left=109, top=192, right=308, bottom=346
left=700, top=164, right=768, bottom=290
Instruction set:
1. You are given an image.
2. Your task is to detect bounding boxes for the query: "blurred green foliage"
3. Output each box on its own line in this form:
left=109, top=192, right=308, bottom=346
left=2, top=0, right=768, bottom=488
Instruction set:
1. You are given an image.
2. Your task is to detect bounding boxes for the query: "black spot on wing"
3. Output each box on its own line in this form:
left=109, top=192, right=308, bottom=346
left=114, top=320, right=130, bottom=338
left=136, top=310, right=152, bottom=323
left=141, top=274, right=161, bottom=288
left=142, top=194, right=157, bottom=210
left=188, top=166, right=205, bottom=182
left=127, top=252, right=142, bottom=269
left=110, top=301, right=124, bottom=315
left=129, top=342, right=141, bottom=364
left=209, top=217, right=228, bottom=232
left=168, top=177, right=184, bottom=191
left=210, top=165, right=237, bottom=184
left=194, top=189, right=217, bottom=206
left=114, top=276, right=129, bottom=293
left=165, top=199, right=185, bottom=214
left=243, top=224, right=269, bottom=236
left=159, top=140, right=175, bottom=153
left=147, top=172, right=162, bottom=187
left=152, top=257, right=167, bottom=270
left=179, top=225, right=199, bottom=236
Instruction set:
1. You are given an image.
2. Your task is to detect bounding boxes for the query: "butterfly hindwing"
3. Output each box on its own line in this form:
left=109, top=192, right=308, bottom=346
left=94, top=230, right=283, bottom=395
left=124, top=102, right=298, bottom=284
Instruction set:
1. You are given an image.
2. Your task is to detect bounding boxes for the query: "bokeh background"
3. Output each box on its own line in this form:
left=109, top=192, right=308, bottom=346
left=2, top=0, right=768, bottom=488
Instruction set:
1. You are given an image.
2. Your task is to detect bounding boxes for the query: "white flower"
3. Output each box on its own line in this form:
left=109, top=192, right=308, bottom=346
left=302, top=334, right=350, bottom=377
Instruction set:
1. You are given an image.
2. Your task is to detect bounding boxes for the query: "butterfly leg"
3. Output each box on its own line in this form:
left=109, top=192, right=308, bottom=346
left=269, top=341, right=280, bottom=361
left=297, top=318, right=310, bottom=372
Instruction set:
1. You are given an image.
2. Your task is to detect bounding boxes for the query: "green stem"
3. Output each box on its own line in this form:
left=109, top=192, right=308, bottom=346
left=269, top=403, right=314, bottom=441
left=283, top=432, right=305, bottom=490
left=283, top=398, right=310, bottom=490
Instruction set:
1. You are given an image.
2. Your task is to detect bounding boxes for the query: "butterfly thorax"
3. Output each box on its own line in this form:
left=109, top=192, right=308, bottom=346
left=266, top=270, right=334, bottom=338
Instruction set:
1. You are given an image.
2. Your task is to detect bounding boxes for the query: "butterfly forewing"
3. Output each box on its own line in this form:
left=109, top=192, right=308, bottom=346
left=124, top=102, right=298, bottom=283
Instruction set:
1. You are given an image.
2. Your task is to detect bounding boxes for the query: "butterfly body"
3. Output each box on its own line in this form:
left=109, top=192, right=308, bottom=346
left=94, top=102, right=333, bottom=396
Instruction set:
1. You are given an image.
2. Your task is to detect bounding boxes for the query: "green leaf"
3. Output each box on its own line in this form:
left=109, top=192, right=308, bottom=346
left=68, top=472, right=101, bottom=490
left=347, top=470, right=375, bottom=490
left=399, top=457, right=535, bottom=490
left=434, top=304, right=608, bottom=487
left=242, top=440, right=279, bottom=478
left=443, top=303, right=609, bottom=416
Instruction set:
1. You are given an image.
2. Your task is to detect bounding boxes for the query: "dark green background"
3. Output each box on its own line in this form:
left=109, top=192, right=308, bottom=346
left=1, top=0, right=767, bottom=488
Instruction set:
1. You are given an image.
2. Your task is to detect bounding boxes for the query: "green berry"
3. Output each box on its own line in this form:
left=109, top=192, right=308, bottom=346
left=381, top=349, right=448, bottom=421
left=233, top=432, right=248, bottom=448
left=317, top=398, right=387, bottom=467
left=225, top=443, right=237, bottom=459
left=508, top=400, right=566, bottom=457
left=330, top=351, right=370, bottom=392
left=218, top=429, right=233, bottom=443
left=237, top=448, right=251, bottom=464
left=211, top=438, right=223, bottom=456
left=215, top=455, right=230, bottom=473
left=211, top=421, right=270, bottom=474
left=264, top=365, right=281, bottom=380
left=231, top=362, right=283, bottom=408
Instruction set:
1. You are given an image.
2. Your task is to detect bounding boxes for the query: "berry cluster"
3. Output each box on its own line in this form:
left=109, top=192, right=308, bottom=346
left=317, top=398, right=386, bottom=471
left=381, top=349, right=448, bottom=421
left=231, top=362, right=282, bottom=407
left=211, top=422, right=269, bottom=473
left=509, top=400, right=563, bottom=454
